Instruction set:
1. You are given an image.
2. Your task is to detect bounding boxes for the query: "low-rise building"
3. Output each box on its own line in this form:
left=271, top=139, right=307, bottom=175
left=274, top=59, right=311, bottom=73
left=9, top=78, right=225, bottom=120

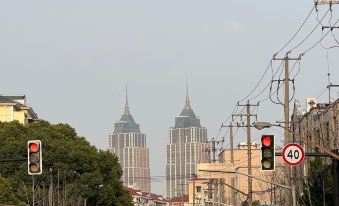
left=0, top=95, right=38, bottom=125
left=124, top=187, right=168, bottom=206
left=291, top=98, right=339, bottom=198
left=169, top=195, right=189, bottom=206
left=187, top=178, right=209, bottom=206
left=195, top=142, right=285, bottom=206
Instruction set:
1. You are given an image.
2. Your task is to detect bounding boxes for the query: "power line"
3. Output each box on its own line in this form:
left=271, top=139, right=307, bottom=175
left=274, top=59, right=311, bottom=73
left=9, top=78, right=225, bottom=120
left=289, top=8, right=330, bottom=53
left=238, top=60, right=273, bottom=104
left=301, top=18, right=339, bottom=54
left=275, top=5, right=316, bottom=54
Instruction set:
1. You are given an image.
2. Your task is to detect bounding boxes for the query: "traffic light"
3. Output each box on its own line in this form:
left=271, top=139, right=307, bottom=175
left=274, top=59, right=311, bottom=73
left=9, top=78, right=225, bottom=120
left=260, top=135, right=275, bottom=171
left=27, top=140, right=42, bottom=175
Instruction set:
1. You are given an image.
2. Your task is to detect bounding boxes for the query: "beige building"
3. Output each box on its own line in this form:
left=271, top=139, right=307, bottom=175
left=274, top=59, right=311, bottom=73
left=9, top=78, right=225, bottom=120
left=0, top=95, right=38, bottom=125
left=187, top=178, right=210, bottom=206
left=195, top=143, right=285, bottom=206
left=291, top=98, right=339, bottom=157
left=108, top=90, right=151, bottom=192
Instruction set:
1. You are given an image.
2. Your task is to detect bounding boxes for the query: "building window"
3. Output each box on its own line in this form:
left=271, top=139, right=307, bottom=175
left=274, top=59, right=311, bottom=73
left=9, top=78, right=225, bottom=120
left=196, top=186, right=201, bottom=193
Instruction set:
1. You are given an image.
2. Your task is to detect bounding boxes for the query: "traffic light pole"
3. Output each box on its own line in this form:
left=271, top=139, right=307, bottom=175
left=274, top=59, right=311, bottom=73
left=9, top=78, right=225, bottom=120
left=32, top=176, right=35, bottom=206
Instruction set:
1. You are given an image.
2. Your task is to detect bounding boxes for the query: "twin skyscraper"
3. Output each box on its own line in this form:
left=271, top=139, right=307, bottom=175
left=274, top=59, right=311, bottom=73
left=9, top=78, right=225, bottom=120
left=108, top=86, right=209, bottom=199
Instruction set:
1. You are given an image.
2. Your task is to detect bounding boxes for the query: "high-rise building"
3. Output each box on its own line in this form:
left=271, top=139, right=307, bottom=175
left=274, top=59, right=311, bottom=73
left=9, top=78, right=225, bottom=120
left=108, top=88, right=150, bottom=192
left=166, top=88, right=209, bottom=199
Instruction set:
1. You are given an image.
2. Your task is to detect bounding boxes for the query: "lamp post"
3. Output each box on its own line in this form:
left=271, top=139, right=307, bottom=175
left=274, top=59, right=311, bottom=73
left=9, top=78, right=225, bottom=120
left=253, top=121, right=297, bottom=206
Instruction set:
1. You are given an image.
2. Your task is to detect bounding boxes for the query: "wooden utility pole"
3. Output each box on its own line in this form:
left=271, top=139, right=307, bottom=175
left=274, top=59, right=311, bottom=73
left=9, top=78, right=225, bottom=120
left=209, top=138, right=223, bottom=163
left=273, top=53, right=300, bottom=206
left=233, top=101, right=258, bottom=206
left=222, top=124, right=235, bottom=164
left=193, top=174, right=196, bottom=206
left=222, top=123, right=236, bottom=205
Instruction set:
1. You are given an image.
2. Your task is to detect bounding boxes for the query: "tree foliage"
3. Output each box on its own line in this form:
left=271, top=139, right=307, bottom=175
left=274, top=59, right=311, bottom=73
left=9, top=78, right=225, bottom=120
left=0, top=121, right=132, bottom=206
left=300, top=157, right=333, bottom=206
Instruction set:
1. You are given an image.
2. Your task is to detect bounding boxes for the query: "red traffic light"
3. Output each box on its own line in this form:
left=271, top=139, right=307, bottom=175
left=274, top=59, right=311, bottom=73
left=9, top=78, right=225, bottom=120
left=29, top=143, right=39, bottom=152
left=261, top=136, right=271, bottom=146
left=27, top=140, right=42, bottom=175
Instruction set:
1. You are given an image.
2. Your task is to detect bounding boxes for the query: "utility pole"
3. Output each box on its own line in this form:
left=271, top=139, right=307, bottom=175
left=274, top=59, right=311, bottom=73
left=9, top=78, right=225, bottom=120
left=233, top=101, right=258, bottom=206
left=273, top=53, right=300, bottom=206
left=209, top=138, right=224, bottom=163
left=212, top=139, right=216, bottom=163
left=193, top=174, right=196, bottom=206
left=221, top=124, right=234, bottom=164
left=222, top=123, right=236, bottom=205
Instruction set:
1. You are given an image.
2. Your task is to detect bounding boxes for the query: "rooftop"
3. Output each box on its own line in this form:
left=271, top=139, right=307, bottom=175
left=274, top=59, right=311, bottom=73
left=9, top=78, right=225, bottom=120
left=173, top=87, right=201, bottom=128
left=113, top=87, right=141, bottom=133
left=170, top=195, right=189, bottom=203
left=123, top=187, right=168, bottom=202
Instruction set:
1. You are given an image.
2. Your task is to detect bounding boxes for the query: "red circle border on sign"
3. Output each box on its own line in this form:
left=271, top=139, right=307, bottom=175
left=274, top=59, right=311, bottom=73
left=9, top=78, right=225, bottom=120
left=282, top=143, right=305, bottom=166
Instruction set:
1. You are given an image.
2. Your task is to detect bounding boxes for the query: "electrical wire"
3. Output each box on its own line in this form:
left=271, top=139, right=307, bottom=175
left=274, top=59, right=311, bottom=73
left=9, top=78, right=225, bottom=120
left=289, top=8, right=330, bottom=53
left=301, top=18, right=339, bottom=54
left=275, top=5, right=316, bottom=55
left=248, top=60, right=284, bottom=103
left=316, top=87, right=328, bottom=99
left=238, top=60, right=273, bottom=104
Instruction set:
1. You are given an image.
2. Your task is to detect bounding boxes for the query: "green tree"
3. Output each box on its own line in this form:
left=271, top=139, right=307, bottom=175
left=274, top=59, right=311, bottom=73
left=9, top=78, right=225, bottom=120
left=0, top=121, right=132, bottom=206
left=0, top=175, right=24, bottom=205
left=300, top=157, right=333, bottom=205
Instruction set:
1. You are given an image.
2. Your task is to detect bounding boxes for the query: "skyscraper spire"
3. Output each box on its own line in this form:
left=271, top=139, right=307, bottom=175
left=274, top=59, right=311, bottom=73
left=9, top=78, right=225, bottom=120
left=124, top=83, right=130, bottom=115
left=184, top=81, right=191, bottom=110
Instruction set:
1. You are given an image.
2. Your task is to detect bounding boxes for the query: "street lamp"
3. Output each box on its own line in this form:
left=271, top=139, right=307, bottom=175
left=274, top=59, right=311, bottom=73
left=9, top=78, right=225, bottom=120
left=253, top=121, right=296, bottom=206
left=253, top=122, right=273, bottom=130
left=253, top=122, right=286, bottom=130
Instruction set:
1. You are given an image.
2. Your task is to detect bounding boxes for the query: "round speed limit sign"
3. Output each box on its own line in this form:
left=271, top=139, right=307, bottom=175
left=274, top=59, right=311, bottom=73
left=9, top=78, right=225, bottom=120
left=282, top=143, right=305, bottom=166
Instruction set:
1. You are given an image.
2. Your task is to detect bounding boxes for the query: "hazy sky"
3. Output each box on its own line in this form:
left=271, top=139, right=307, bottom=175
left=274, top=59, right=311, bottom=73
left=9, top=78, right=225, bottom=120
left=1, top=0, right=339, bottom=195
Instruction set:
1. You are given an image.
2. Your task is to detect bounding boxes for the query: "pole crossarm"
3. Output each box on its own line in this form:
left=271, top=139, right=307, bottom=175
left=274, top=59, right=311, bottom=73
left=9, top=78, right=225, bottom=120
left=272, top=53, right=302, bottom=61
left=315, top=0, right=339, bottom=5
left=327, top=84, right=339, bottom=88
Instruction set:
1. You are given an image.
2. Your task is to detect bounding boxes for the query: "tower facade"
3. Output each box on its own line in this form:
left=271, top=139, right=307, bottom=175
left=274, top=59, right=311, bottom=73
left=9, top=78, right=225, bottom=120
left=108, top=89, right=151, bottom=192
left=166, top=89, right=209, bottom=198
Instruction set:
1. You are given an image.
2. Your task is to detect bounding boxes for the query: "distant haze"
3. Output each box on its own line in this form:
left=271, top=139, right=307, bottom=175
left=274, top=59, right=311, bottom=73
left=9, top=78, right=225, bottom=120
left=1, top=0, right=338, bottom=195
